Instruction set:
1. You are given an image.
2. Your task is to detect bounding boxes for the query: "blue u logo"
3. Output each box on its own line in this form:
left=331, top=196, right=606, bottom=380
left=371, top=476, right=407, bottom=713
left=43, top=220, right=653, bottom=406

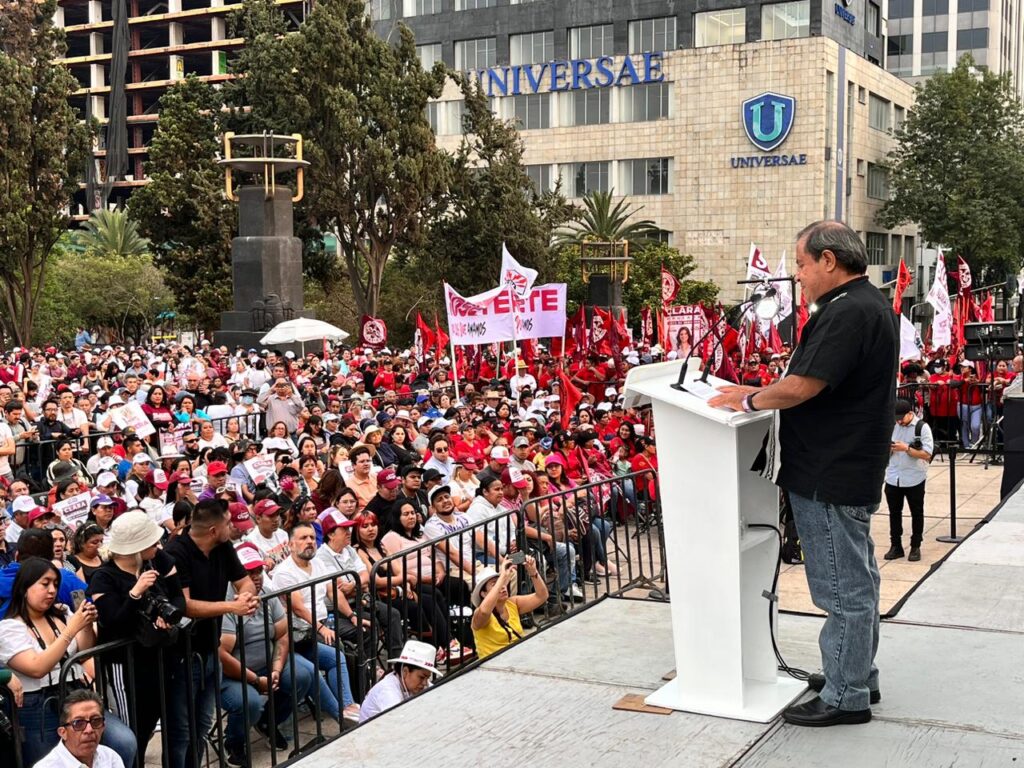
left=742, top=92, right=796, bottom=152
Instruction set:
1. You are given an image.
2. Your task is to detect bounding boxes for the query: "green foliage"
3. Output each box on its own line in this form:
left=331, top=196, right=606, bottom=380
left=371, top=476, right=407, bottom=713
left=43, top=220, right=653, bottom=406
left=550, top=241, right=718, bottom=324
left=75, top=209, right=151, bottom=259
left=409, top=77, right=575, bottom=298
left=554, top=190, right=660, bottom=248
left=33, top=246, right=172, bottom=345
left=227, top=0, right=448, bottom=317
left=128, top=76, right=234, bottom=331
left=0, top=0, right=92, bottom=345
left=879, top=55, right=1024, bottom=279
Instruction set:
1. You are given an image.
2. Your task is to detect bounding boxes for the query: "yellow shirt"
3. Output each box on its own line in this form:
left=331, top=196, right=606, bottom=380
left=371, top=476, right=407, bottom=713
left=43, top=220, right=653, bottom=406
left=473, top=600, right=523, bottom=660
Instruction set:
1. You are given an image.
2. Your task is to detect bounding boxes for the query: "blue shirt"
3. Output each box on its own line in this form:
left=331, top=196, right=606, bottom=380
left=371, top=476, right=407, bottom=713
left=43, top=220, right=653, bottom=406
left=0, top=562, right=90, bottom=619
left=885, top=416, right=933, bottom=488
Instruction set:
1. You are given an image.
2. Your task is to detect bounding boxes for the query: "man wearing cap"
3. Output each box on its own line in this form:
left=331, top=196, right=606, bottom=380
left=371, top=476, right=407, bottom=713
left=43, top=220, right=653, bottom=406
left=244, top=499, right=290, bottom=572
left=509, top=436, right=537, bottom=473
left=124, top=452, right=154, bottom=505
left=164, top=499, right=258, bottom=768
left=884, top=400, right=934, bottom=562
left=476, top=444, right=510, bottom=487
left=397, top=466, right=430, bottom=522
left=197, top=460, right=231, bottom=501
left=358, top=639, right=442, bottom=723
left=316, top=510, right=404, bottom=660
left=219, top=543, right=315, bottom=766
left=7, top=493, right=35, bottom=549
left=86, top=436, right=119, bottom=477
left=364, top=467, right=402, bottom=516
left=227, top=502, right=254, bottom=542
left=423, top=485, right=497, bottom=572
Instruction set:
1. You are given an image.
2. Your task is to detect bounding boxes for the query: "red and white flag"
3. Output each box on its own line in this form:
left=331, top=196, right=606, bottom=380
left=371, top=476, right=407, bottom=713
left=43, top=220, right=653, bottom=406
left=926, top=254, right=953, bottom=348
left=747, top=242, right=773, bottom=281
left=892, top=258, right=913, bottom=313
left=358, top=315, right=388, bottom=350
left=661, top=264, right=680, bottom=304
left=500, top=242, right=538, bottom=299
left=957, top=255, right=972, bottom=296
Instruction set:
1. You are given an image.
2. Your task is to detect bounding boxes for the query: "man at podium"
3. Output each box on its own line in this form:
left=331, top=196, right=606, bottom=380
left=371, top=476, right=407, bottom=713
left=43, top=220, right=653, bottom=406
left=710, top=221, right=898, bottom=727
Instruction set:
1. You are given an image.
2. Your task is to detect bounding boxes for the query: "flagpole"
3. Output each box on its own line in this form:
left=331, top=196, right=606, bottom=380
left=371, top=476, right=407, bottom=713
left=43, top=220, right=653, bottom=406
left=450, top=338, right=460, bottom=402
left=509, top=284, right=522, bottom=408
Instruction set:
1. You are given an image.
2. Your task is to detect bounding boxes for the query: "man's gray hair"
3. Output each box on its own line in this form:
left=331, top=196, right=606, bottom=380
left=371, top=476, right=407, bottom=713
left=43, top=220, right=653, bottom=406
left=60, top=689, right=103, bottom=724
left=797, top=221, right=868, bottom=275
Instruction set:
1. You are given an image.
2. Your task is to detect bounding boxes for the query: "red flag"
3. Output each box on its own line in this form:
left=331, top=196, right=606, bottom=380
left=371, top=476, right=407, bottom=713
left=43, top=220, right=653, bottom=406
left=768, top=323, right=785, bottom=354
left=796, top=292, right=810, bottom=342
left=957, top=255, right=973, bottom=297
left=561, top=306, right=587, bottom=362
left=414, top=313, right=435, bottom=361
left=639, top=307, right=654, bottom=346
left=433, top=313, right=449, bottom=360
left=892, top=259, right=913, bottom=313
left=358, top=315, right=388, bottom=349
left=591, top=307, right=614, bottom=356
left=980, top=293, right=995, bottom=322
left=520, top=338, right=536, bottom=367
left=555, top=367, right=584, bottom=430
left=661, top=264, right=680, bottom=305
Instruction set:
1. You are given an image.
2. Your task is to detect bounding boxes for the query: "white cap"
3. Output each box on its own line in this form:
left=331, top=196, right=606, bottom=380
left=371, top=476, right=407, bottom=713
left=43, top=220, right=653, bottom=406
left=97, top=436, right=114, bottom=448
left=96, top=471, right=118, bottom=487
left=12, top=496, right=36, bottom=514
left=132, top=452, right=153, bottom=465
left=604, top=386, right=617, bottom=397
left=386, top=639, right=443, bottom=677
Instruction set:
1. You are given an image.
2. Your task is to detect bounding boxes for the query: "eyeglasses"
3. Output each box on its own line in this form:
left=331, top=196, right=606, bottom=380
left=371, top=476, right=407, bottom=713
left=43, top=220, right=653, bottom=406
left=434, top=447, right=448, bottom=452
left=62, top=716, right=105, bottom=731
left=184, top=439, right=198, bottom=445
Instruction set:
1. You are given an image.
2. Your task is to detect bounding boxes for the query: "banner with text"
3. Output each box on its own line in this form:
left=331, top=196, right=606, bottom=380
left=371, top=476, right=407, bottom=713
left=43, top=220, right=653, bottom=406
left=444, top=282, right=567, bottom=344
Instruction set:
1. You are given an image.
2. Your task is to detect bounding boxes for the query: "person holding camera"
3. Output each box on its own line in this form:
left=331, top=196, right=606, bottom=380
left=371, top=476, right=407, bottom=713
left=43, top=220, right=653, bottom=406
left=470, top=556, right=547, bottom=660
left=88, top=511, right=185, bottom=764
left=884, top=399, right=934, bottom=562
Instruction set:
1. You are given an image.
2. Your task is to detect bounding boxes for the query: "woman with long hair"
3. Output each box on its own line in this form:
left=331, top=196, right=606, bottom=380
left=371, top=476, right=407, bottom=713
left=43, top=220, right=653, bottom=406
left=385, top=424, right=420, bottom=471
left=68, top=522, right=106, bottom=583
left=141, top=385, right=174, bottom=435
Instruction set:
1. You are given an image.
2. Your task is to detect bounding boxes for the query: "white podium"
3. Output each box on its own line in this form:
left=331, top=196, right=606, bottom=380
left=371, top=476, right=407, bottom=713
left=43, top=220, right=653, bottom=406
left=624, top=361, right=806, bottom=722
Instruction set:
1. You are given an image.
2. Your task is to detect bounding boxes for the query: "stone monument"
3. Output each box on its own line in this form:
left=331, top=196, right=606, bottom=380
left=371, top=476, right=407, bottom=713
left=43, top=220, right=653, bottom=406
left=215, top=132, right=314, bottom=352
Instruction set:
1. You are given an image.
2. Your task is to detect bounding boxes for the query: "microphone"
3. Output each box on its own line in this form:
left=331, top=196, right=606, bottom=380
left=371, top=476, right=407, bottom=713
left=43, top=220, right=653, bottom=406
left=670, top=287, right=777, bottom=393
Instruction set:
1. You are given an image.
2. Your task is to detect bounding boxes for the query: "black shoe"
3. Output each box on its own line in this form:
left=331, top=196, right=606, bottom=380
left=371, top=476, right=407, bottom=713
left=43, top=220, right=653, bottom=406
left=225, top=745, right=247, bottom=768
left=883, top=545, right=905, bottom=560
left=255, top=718, right=288, bottom=751
left=782, top=696, right=872, bottom=727
left=807, top=673, right=881, bottom=704
left=908, top=547, right=921, bottom=562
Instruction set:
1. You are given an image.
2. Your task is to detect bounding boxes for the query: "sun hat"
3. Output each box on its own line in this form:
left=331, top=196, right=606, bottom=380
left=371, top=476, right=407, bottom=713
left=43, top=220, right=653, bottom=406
left=386, top=639, right=444, bottom=677
left=471, top=567, right=502, bottom=606
left=107, top=510, right=163, bottom=555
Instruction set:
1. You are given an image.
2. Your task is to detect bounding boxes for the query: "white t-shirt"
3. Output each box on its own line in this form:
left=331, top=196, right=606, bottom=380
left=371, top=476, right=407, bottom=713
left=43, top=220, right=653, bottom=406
left=139, top=496, right=172, bottom=524
left=0, top=421, right=13, bottom=477
left=271, top=555, right=334, bottom=629
left=423, top=513, right=475, bottom=567
left=35, top=741, right=125, bottom=768
left=57, top=407, right=89, bottom=431
left=358, top=672, right=410, bottom=722
left=0, top=609, right=84, bottom=692
left=244, top=528, right=290, bottom=571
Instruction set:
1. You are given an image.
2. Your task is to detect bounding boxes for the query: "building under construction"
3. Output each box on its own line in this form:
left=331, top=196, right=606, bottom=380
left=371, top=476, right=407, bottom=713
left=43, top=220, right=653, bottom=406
left=55, top=0, right=308, bottom=219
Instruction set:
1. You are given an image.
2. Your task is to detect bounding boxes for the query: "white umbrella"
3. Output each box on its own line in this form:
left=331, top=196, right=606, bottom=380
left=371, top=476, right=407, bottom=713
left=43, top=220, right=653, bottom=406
left=260, top=319, right=350, bottom=353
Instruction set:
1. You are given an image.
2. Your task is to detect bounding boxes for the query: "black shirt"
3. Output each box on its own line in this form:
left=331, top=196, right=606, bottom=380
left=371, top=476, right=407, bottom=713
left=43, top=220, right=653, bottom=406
left=778, top=276, right=898, bottom=506
left=165, top=533, right=246, bottom=654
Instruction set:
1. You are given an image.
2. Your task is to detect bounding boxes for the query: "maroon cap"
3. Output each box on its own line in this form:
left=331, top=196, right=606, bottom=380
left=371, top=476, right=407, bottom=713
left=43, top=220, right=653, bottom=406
left=253, top=499, right=281, bottom=518
left=206, top=461, right=229, bottom=477
left=234, top=542, right=264, bottom=570
left=229, top=502, right=254, bottom=532
left=321, top=510, right=357, bottom=537
left=377, top=467, right=400, bottom=489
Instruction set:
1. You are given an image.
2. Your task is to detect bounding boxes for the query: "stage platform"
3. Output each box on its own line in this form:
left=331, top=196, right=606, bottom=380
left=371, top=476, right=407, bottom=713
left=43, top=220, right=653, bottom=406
left=294, top=484, right=1024, bottom=768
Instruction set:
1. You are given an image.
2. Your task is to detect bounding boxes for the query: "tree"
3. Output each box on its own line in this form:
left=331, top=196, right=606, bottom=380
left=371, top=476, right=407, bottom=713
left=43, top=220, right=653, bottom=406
left=75, top=209, right=151, bottom=259
left=0, top=0, right=92, bottom=345
left=879, top=55, right=1024, bottom=279
left=129, top=76, right=234, bottom=331
left=554, top=190, right=661, bottom=249
left=417, top=78, right=575, bottom=296
left=227, top=0, right=448, bottom=317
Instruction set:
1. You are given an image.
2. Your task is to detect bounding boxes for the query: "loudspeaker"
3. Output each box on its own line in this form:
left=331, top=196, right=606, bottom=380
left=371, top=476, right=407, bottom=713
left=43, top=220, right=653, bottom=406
left=1000, top=396, right=1024, bottom=498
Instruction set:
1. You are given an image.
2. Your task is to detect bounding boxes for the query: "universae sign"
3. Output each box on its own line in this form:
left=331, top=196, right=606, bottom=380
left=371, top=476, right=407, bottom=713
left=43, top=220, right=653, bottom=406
left=472, top=51, right=665, bottom=96
left=731, top=91, right=807, bottom=169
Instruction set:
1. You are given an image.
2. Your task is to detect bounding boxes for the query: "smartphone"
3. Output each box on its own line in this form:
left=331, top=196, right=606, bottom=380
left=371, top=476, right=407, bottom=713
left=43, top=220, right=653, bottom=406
left=508, top=551, right=527, bottom=566
left=71, top=590, right=86, bottom=611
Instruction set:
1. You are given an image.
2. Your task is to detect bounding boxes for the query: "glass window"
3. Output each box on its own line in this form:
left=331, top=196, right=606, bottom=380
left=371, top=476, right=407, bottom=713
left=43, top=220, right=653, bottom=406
left=865, top=232, right=888, bottom=265
left=402, top=0, right=440, bottom=16
left=894, top=105, right=906, bottom=129
left=957, top=27, right=988, bottom=49
left=761, top=1, right=809, bottom=40
left=651, top=229, right=672, bottom=244
left=368, top=0, right=391, bottom=20
left=568, top=24, right=615, bottom=59
left=425, top=102, right=440, bottom=134
left=889, top=0, right=913, bottom=17
left=867, top=163, right=889, bottom=199
left=567, top=161, right=610, bottom=197
left=510, top=31, right=553, bottom=65
left=959, top=0, right=988, bottom=10
left=868, top=93, right=890, bottom=131
left=525, top=164, right=552, bottom=194
left=922, top=0, right=948, bottom=15
left=694, top=9, right=746, bottom=47
left=623, top=158, right=670, bottom=195
left=628, top=17, right=677, bottom=52
left=454, top=0, right=495, bottom=9
left=620, top=82, right=670, bottom=122
left=511, top=93, right=550, bottom=130
left=569, top=89, right=611, bottom=126
left=455, top=37, right=496, bottom=71
left=866, top=1, right=881, bottom=35
left=887, top=34, right=913, bottom=56
left=921, top=31, right=948, bottom=52
left=417, top=43, right=442, bottom=70
left=440, top=100, right=465, bottom=135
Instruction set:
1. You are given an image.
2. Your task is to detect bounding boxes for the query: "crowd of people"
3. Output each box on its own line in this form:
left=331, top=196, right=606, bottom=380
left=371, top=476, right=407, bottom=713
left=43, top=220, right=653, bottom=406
left=0, top=337, right=661, bottom=768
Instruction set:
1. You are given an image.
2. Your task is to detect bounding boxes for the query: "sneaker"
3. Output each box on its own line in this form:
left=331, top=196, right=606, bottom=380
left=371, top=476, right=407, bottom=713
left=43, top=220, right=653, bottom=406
left=569, top=584, right=584, bottom=600
left=343, top=703, right=361, bottom=722
left=883, top=546, right=905, bottom=560
left=908, top=547, right=921, bottom=562
left=255, top=719, right=288, bottom=751
left=225, top=745, right=247, bottom=768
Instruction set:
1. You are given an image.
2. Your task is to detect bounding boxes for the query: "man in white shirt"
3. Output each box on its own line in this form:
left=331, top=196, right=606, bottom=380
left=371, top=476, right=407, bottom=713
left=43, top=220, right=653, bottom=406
left=56, top=389, right=90, bottom=436
left=358, top=640, right=439, bottom=723
left=35, top=690, right=125, bottom=768
left=423, top=485, right=496, bottom=571
left=86, top=436, right=119, bottom=477
left=508, top=360, right=537, bottom=397
left=0, top=411, right=14, bottom=483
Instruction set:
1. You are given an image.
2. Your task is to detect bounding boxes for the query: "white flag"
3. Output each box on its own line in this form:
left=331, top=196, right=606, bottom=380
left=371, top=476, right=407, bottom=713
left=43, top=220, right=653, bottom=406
left=926, top=252, right=953, bottom=348
left=746, top=242, right=773, bottom=281
left=500, top=242, right=538, bottom=299
left=773, top=251, right=793, bottom=320
left=899, top=314, right=924, bottom=360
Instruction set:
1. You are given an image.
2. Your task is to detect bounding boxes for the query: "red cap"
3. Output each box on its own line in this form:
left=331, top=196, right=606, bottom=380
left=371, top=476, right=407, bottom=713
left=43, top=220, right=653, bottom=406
left=253, top=499, right=281, bottom=517
left=27, top=507, right=54, bottom=525
left=501, top=466, right=529, bottom=489
left=376, top=467, right=400, bottom=489
left=167, top=470, right=192, bottom=485
left=206, top=461, right=229, bottom=477
left=228, top=502, right=254, bottom=532
left=145, top=468, right=170, bottom=491
left=234, top=542, right=264, bottom=570
left=321, top=510, right=357, bottom=537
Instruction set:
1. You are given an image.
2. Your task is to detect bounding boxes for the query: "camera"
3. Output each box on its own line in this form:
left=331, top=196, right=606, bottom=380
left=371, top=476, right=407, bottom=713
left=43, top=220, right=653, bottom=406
left=140, top=593, right=190, bottom=628
left=909, top=438, right=923, bottom=451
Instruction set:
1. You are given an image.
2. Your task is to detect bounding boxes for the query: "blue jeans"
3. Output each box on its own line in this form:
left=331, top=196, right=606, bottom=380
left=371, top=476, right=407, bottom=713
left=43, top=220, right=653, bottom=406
left=591, top=517, right=613, bottom=564
left=168, top=652, right=218, bottom=768
left=552, top=541, right=576, bottom=593
left=789, top=492, right=880, bottom=711
left=220, top=656, right=315, bottom=750
left=959, top=403, right=982, bottom=447
left=19, top=688, right=138, bottom=768
left=296, top=639, right=354, bottom=718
